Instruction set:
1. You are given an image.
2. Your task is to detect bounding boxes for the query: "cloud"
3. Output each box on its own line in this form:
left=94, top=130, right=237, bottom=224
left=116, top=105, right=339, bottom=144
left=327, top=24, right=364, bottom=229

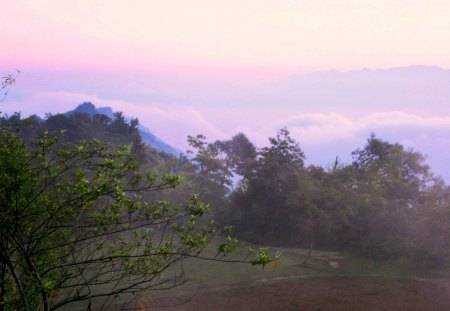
left=359, top=111, right=450, bottom=129
left=278, top=111, right=450, bottom=144
left=354, top=112, right=450, bottom=152
left=272, top=111, right=450, bottom=179
left=4, top=89, right=450, bottom=181
left=279, top=112, right=356, bottom=143
left=109, top=104, right=228, bottom=152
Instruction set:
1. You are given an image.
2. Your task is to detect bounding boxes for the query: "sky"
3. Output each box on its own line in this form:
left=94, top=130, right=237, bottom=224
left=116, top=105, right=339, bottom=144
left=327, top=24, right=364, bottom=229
left=2, top=1, right=450, bottom=72
left=1, top=1, right=450, bottom=179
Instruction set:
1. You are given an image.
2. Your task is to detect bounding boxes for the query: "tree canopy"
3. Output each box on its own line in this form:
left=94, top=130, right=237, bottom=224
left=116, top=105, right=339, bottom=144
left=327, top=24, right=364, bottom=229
left=0, top=117, right=277, bottom=311
left=3, top=97, right=450, bottom=309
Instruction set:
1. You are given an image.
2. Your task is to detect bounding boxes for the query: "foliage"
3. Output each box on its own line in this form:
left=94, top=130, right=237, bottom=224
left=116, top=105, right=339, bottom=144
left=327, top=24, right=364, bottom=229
left=221, top=131, right=450, bottom=266
left=0, top=127, right=277, bottom=311
left=345, top=135, right=434, bottom=258
left=3, top=88, right=450, bottom=309
left=213, top=133, right=258, bottom=179
left=186, top=134, right=232, bottom=189
left=0, top=70, right=19, bottom=102
left=227, top=128, right=306, bottom=242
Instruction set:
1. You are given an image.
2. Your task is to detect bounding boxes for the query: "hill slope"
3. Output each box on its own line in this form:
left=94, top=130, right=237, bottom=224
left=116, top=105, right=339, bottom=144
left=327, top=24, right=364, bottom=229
left=66, top=102, right=182, bottom=156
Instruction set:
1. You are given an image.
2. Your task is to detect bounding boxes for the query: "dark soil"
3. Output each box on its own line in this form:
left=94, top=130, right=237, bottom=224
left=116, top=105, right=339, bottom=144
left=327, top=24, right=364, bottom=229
left=133, top=276, right=450, bottom=311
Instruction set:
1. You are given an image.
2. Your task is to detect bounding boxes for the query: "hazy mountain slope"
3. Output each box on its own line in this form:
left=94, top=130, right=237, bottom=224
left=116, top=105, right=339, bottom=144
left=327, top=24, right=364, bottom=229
left=66, top=102, right=182, bottom=156
left=242, top=65, right=450, bottom=117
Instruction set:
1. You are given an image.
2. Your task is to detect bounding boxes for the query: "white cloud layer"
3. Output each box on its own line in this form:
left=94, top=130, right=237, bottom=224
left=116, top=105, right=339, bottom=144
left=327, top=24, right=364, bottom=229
left=275, top=111, right=450, bottom=179
left=3, top=90, right=450, bottom=180
left=282, top=111, right=450, bottom=144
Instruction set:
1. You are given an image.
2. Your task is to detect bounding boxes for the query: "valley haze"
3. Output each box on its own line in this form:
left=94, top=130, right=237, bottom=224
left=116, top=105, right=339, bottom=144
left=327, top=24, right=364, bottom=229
left=2, top=0, right=449, bottom=180
left=2, top=65, right=450, bottom=182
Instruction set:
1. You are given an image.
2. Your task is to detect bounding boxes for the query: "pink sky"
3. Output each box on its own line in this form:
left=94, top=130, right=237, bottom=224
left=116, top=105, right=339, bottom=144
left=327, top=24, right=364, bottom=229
left=2, top=1, right=450, bottom=180
left=2, top=1, right=450, bottom=75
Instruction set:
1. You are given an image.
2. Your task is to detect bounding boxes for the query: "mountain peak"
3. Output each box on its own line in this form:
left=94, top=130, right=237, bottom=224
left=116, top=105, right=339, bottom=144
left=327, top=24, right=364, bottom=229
left=65, top=103, right=182, bottom=156
left=285, top=65, right=446, bottom=81
left=72, top=102, right=96, bottom=115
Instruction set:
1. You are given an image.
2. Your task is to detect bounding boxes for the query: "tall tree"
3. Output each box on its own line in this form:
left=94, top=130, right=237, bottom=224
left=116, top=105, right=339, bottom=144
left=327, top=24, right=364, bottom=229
left=213, top=133, right=258, bottom=180
left=0, top=128, right=274, bottom=311
left=177, top=134, right=233, bottom=218
left=231, top=128, right=306, bottom=243
left=348, top=134, right=435, bottom=258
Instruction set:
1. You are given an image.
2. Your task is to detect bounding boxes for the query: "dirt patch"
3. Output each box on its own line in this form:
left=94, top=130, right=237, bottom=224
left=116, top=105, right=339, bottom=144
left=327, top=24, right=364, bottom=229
left=255, top=275, right=307, bottom=283
left=277, top=247, right=343, bottom=259
left=328, top=261, right=339, bottom=268
left=278, top=247, right=344, bottom=269
left=143, top=276, right=450, bottom=311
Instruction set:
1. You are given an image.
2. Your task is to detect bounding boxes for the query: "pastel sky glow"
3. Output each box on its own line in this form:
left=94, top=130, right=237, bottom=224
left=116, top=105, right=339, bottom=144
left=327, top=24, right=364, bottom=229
left=1, top=1, right=450, bottom=180
left=2, top=1, right=450, bottom=74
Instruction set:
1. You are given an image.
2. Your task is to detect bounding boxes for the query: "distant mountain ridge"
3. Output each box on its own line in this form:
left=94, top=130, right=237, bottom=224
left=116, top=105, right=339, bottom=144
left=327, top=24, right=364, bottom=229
left=278, top=65, right=448, bottom=83
left=66, top=102, right=182, bottom=156
left=250, top=65, right=450, bottom=117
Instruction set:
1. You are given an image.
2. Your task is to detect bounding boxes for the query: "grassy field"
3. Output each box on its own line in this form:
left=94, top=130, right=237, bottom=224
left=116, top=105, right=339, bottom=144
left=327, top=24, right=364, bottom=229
left=142, top=245, right=450, bottom=311
left=70, top=240, right=450, bottom=310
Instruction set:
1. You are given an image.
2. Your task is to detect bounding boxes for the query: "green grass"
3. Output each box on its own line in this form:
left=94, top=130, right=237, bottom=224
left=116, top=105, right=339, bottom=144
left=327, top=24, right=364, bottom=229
left=329, top=253, right=415, bottom=277
left=67, top=241, right=447, bottom=310
left=175, top=238, right=310, bottom=289
left=296, top=252, right=422, bottom=278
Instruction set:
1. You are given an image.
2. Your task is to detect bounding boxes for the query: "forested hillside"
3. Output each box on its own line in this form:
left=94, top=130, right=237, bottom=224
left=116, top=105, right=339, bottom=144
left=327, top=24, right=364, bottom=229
left=0, top=108, right=279, bottom=310
left=187, top=129, right=450, bottom=267
left=65, top=102, right=182, bottom=156
left=2, top=105, right=450, bottom=310
left=3, top=108, right=450, bottom=267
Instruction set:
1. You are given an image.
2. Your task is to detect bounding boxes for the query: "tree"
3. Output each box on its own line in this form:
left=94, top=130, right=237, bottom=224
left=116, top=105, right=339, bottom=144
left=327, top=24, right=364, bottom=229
left=0, top=127, right=276, bottom=311
left=348, top=134, right=436, bottom=258
left=408, top=178, right=450, bottom=267
left=230, top=128, right=306, bottom=243
left=0, top=70, right=19, bottom=102
left=179, top=134, right=233, bottom=218
left=213, top=133, right=258, bottom=180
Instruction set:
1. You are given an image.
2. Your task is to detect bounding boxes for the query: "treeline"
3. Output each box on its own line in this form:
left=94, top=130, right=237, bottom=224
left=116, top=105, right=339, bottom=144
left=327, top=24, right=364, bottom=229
left=1, top=111, right=279, bottom=310
left=0, top=111, right=174, bottom=165
left=3, top=111, right=450, bottom=268
left=187, top=129, right=450, bottom=268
